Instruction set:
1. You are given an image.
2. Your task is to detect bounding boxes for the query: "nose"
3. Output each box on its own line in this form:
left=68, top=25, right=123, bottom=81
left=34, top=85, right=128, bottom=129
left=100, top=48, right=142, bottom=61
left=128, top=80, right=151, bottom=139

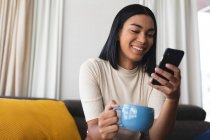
left=137, top=32, right=146, bottom=44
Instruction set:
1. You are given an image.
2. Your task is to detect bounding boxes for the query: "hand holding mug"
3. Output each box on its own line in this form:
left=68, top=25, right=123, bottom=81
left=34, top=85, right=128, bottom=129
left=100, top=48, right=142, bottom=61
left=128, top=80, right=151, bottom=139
left=98, top=100, right=119, bottom=139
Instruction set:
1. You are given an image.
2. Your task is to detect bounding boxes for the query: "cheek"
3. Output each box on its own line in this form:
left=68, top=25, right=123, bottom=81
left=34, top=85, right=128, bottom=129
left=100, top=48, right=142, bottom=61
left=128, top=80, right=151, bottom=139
left=119, top=35, right=129, bottom=47
left=148, top=38, right=154, bottom=47
left=119, top=40, right=128, bottom=53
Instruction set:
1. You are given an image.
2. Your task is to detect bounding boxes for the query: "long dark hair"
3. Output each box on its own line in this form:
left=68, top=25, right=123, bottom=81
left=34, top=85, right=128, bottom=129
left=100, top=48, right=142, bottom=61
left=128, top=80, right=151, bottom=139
left=99, top=4, right=157, bottom=75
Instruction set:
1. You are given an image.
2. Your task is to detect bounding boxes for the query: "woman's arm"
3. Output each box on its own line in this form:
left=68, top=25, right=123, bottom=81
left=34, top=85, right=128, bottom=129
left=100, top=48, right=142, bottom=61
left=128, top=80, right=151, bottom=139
left=149, top=98, right=179, bottom=140
left=148, top=64, right=181, bottom=140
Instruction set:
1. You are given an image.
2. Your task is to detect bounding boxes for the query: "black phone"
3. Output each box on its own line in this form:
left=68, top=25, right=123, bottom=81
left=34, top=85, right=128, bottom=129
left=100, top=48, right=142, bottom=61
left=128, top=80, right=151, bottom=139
left=151, top=48, right=185, bottom=85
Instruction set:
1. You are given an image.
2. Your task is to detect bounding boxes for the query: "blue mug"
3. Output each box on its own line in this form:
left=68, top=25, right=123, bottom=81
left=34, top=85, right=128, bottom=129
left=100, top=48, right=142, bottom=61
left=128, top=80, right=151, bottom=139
left=113, top=104, right=154, bottom=133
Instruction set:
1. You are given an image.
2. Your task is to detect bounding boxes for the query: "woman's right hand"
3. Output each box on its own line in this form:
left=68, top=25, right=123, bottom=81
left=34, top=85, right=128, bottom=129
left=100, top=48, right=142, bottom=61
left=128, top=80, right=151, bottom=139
left=98, top=100, right=119, bottom=139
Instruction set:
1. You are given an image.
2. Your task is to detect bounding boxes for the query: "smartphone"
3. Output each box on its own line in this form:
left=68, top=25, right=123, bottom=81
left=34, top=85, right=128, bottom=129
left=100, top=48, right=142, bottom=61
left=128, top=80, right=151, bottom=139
left=151, top=48, right=185, bottom=85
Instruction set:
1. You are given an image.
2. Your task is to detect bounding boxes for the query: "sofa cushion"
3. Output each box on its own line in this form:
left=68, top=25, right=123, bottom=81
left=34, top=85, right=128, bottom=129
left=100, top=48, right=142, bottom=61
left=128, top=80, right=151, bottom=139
left=176, top=105, right=206, bottom=121
left=0, top=99, right=81, bottom=140
left=168, top=121, right=210, bottom=140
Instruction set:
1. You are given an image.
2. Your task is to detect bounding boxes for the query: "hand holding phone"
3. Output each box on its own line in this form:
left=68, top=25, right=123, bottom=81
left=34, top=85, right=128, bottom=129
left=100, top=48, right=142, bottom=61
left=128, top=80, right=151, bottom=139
left=151, top=48, right=184, bottom=85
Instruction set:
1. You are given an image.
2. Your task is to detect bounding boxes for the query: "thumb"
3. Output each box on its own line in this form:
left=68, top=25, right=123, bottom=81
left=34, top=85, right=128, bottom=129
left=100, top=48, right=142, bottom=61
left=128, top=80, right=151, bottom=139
left=105, top=100, right=118, bottom=111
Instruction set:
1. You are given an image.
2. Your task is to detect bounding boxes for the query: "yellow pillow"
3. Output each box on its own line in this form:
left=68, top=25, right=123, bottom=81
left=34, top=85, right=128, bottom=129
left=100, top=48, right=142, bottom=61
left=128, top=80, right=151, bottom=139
left=0, top=99, right=81, bottom=140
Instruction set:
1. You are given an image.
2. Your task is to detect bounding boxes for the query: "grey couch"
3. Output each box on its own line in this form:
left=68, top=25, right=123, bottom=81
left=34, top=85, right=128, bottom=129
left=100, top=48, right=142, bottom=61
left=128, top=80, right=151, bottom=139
left=1, top=96, right=210, bottom=140
left=168, top=105, right=210, bottom=140
left=64, top=100, right=210, bottom=140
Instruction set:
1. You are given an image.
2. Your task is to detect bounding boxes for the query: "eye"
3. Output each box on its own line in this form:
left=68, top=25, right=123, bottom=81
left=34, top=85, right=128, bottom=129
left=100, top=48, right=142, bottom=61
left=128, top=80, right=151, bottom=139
left=147, top=33, right=154, bottom=38
left=146, top=32, right=155, bottom=38
left=131, top=30, right=139, bottom=34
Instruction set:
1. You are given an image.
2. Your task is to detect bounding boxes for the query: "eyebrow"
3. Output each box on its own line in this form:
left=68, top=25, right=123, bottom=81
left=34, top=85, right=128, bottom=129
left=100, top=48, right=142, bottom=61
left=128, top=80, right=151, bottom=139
left=130, top=23, right=155, bottom=32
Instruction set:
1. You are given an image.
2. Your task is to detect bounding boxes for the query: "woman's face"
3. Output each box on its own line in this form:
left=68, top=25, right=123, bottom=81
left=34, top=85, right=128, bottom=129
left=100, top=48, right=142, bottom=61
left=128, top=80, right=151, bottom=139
left=118, top=14, right=155, bottom=69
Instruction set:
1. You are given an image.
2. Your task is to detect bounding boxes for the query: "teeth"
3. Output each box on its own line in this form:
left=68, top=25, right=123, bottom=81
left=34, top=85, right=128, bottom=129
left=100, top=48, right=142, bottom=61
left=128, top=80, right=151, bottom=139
left=132, top=46, right=143, bottom=51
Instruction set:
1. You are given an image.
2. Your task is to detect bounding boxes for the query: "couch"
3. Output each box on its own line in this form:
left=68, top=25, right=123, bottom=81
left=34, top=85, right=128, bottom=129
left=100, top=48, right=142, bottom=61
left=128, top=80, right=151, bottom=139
left=1, top=96, right=210, bottom=140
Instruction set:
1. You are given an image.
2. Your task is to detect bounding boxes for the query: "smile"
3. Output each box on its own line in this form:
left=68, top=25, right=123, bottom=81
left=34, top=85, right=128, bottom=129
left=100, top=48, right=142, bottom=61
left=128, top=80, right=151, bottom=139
left=131, top=45, right=144, bottom=51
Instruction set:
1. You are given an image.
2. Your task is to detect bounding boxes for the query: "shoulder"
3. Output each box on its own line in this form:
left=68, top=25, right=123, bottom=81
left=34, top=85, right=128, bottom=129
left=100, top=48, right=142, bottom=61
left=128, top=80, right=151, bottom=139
left=80, top=58, right=108, bottom=68
left=81, top=58, right=104, bottom=65
left=80, top=58, right=110, bottom=74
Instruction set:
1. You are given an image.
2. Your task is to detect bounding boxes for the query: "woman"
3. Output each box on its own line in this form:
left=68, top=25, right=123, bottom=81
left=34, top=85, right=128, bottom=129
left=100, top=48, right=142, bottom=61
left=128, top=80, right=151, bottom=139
left=79, top=4, right=181, bottom=140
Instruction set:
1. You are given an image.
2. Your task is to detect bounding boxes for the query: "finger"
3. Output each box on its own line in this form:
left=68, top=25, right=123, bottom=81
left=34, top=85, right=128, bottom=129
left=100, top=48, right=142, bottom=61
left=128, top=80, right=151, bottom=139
left=105, top=100, right=119, bottom=111
left=154, top=67, right=175, bottom=81
left=101, top=124, right=118, bottom=134
left=165, top=64, right=181, bottom=87
left=99, top=125, right=118, bottom=139
left=98, top=116, right=118, bottom=128
left=99, top=109, right=117, bottom=120
left=101, top=131, right=118, bottom=140
left=148, top=82, right=172, bottom=95
left=165, top=64, right=181, bottom=78
left=151, top=73, right=171, bottom=87
left=149, top=82, right=180, bottom=102
left=155, top=65, right=181, bottom=87
left=154, top=68, right=178, bottom=86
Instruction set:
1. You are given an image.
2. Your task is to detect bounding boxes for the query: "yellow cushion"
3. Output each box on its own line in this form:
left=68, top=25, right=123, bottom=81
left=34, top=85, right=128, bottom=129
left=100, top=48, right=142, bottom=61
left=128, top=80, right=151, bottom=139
left=0, top=99, right=81, bottom=140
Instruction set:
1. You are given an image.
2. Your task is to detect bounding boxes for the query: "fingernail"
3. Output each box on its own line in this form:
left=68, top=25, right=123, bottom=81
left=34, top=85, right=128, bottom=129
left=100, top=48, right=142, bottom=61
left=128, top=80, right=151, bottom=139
left=151, top=73, right=156, bottom=78
left=155, top=67, right=158, bottom=71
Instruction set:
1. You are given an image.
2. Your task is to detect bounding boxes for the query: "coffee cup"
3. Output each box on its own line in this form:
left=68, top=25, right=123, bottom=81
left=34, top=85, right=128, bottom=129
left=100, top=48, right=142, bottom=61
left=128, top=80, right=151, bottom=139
left=113, top=104, right=154, bottom=133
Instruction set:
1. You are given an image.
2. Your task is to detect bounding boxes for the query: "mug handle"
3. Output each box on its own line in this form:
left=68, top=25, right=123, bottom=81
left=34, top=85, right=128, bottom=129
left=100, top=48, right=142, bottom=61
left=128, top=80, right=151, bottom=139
left=113, top=107, right=124, bottom=127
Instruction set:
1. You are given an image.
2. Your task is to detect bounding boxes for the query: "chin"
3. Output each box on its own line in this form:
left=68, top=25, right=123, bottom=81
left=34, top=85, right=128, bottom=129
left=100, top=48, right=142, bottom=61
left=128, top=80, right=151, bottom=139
left=133, top=57, right=143, bottom=63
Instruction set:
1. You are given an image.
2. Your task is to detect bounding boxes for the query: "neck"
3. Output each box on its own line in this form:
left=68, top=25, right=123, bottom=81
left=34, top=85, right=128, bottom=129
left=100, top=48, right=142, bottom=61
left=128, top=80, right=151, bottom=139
left=118, top=61, right=138, bottom=70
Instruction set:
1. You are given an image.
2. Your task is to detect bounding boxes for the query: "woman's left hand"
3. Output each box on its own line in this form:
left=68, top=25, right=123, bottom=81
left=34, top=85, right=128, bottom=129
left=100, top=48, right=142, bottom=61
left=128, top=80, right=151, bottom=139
left=149, top=63, right=181, bottom=102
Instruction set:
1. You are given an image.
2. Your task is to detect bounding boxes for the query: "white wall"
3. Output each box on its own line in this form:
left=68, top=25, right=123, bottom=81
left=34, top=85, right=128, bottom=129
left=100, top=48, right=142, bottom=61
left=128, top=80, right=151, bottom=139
left=61, top=0, right=139, bottom=99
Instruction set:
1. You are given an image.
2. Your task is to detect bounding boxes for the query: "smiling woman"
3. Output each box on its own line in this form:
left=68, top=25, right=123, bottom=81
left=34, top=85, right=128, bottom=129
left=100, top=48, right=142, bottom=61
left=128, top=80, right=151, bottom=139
left=79, top=4, right=181, bottom=140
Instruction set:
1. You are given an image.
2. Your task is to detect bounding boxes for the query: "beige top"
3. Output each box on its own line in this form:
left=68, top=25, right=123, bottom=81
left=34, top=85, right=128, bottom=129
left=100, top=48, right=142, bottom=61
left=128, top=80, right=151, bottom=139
left=79, top=58, right=165, bottom=139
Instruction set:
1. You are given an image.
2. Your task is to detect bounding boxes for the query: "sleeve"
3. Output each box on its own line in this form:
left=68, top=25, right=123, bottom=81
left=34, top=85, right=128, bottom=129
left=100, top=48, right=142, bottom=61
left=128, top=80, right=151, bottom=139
left=148, top=88, right=166, bottom=119
left=79, top=59, right=104, bottom=121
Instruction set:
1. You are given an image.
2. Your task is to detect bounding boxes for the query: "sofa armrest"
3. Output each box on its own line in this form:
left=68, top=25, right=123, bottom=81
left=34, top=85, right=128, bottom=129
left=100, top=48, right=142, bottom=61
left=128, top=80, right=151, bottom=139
left=176, top=104, right=206, bottom=121
left=63, top=100, right=87, bottom=140
left=63, top=100, right=85, bottom=117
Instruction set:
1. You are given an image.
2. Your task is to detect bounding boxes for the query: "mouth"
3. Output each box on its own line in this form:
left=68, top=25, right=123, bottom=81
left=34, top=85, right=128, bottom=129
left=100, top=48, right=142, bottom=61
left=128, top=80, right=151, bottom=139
left=131, top=45, right=144, bottom=51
